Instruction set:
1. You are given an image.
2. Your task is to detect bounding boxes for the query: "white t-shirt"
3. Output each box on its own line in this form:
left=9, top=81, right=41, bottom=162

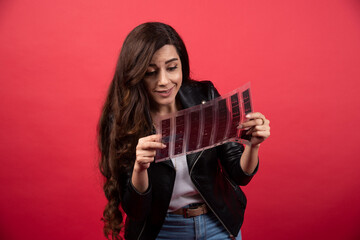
left=168, top=155, right=204, bottom=212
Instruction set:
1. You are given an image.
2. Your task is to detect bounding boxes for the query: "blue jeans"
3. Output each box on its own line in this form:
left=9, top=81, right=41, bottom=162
left=156, top=205, right=242, bottom=240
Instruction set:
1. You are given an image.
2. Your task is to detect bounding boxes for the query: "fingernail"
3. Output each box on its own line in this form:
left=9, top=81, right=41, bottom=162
left=246, top=114, right=251, bottom=118
left=162, top=144, right=166, bottom=148
left=237, top=124, right=243, bottom=129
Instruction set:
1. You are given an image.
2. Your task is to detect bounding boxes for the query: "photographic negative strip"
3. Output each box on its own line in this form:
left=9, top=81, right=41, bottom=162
left=156, top=118, right=171, bottom=160
left=200, top=104, right=214, bottom=148
left=154, top=82, right=252, bottom=162
left=187, top=109, right=201, bottom=152
left=240, top=88, right=253, bottom=141
left=227, top=93, right=241, bottom=138
left=242, top=88, right=252, bottom=115
left=214, top=98, right=229, bottom=143
left=174, top=114, right=186, bottom=155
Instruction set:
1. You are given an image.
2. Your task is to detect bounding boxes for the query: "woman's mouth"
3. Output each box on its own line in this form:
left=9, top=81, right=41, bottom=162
left=154, top=85, right=175, bottom=97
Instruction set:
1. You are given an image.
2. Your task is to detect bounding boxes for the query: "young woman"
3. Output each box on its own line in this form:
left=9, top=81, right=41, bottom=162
left=98, top=22, right=270, bottom=240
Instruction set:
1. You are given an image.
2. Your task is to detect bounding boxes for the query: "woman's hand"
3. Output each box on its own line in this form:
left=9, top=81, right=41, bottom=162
left=132, top=134, right=166, bottom=193
left=134, top=134, right=166, bottom=172
left=238, top=112, right=270, bottom=147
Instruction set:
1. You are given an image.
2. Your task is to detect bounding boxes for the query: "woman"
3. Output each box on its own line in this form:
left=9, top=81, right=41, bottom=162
left=98, top=22, right=270, bottom=240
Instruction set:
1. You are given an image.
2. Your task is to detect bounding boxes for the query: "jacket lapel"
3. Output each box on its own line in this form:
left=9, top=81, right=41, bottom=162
left=159, top=159, right=175, bottom=169
left=186, top=151, right=202, bottom=170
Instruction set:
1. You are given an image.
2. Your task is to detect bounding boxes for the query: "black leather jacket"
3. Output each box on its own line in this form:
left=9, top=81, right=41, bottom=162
left=122, top=80, right=258, bottom=239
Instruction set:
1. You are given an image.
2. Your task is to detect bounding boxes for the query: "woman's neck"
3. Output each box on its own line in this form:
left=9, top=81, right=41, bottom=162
left=150, top=103, right=177, bottom=119
left=150, top=100, right=182, bottom=124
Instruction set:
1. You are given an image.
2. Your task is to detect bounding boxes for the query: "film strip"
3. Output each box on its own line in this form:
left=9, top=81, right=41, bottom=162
left=155, top=82, right=252, bottom=162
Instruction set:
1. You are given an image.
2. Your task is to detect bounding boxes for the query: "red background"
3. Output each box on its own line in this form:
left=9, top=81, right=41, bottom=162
left=1, top=0, right=360, bottom=239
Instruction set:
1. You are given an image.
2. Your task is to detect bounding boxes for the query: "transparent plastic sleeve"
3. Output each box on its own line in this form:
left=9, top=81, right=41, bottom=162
left=155, top=82, right=253, bottom=163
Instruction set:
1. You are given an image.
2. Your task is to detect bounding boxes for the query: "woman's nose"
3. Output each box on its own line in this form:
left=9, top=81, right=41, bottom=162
left=157, top=69, right=170, bottom=86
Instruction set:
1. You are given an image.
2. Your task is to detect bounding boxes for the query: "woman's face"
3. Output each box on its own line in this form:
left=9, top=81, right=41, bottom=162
left=143, top=44, right=182, bottom=113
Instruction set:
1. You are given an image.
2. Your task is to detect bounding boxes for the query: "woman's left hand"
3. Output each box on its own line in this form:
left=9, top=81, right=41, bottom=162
left=238, top=112, right=270, bottom=146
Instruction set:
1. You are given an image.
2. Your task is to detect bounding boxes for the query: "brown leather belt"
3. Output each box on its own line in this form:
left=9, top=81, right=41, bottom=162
left=170, top=203, right=208, bottom=218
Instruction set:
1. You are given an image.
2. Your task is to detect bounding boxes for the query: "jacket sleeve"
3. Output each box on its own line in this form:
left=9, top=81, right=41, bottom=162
left=206, top=80, right=259, bottom=186
left=217, top=142, right=258, bottom=186
left=120, top=169, right=152, bottom=221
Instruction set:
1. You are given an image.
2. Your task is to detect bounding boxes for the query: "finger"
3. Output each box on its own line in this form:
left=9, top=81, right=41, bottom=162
left=246, top=113, right=268, bottom=127
left=245, top=112, right=265, bottom=120
left=239, top=126, right=255, bottom=136
left=252, top=130, right=270, bottom=138
left=136, top=149, right=157, bottom=158
left=139, top=134, right=163, bottom=143
left=136, top=156, right=155, bottom=164
left=137, top=141, right=166, bottom=150
left=254, top=125, right=269, bottom=131
left=239, top=119, right=264, bottom=128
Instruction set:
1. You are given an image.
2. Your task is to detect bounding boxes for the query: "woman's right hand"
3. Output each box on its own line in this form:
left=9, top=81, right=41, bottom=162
left=132, top=134, right=165, bottom=193
left=134, top=134, right=166, bottom=172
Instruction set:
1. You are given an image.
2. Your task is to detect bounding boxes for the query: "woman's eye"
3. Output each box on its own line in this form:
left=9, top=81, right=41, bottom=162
left=168, top=65, right=178, bottom=71
left=145, top=71, right=156, bottom=76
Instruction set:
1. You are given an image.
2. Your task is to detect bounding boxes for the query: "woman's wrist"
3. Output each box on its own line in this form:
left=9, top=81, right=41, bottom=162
left=131, top=165, right=149, bottom=193
left=250, top=143, right=260, bottom=150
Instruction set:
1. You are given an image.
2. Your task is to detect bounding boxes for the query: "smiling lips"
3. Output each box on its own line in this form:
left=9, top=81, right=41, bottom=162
left=154, top=85, right=175, bottom=97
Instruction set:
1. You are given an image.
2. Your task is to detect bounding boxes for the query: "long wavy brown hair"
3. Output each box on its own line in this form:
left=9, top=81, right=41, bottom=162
left=97, top=22, right=191, bottom=239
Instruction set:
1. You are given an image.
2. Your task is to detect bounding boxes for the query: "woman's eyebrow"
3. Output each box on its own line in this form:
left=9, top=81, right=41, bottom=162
left=165, top=58, right=178, bottom=64
left=149, top=58, right=179, bottom=67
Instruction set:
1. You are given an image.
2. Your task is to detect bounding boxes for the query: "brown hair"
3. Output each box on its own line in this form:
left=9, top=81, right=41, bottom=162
left=97, top=22, right=190, bottom=239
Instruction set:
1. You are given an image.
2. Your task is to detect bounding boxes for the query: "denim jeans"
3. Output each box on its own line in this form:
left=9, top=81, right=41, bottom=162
left=156, top=205, right=242, bottom=240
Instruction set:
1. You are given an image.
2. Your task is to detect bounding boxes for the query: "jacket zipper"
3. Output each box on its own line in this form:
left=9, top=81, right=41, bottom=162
left=222, top=169, right=238, bottom=190
left=189, top=151, right=236, bottom=239
left=222, top=167, right=246, bottom=210
left=137, top=221, right=146, bottom=240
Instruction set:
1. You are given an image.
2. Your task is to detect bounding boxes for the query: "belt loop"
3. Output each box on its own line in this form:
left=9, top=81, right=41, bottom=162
left=182, top=208, right=188, bottom=218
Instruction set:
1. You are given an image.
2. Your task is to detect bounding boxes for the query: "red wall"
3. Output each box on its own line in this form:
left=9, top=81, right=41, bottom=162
left=1, top=0, right=359, bottom=239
